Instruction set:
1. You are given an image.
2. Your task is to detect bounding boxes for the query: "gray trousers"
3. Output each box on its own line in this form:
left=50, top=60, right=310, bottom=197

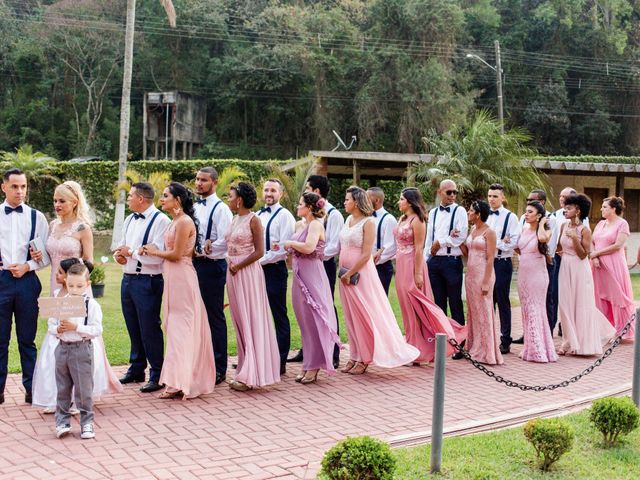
left=55, top=340, right=94, bottom=427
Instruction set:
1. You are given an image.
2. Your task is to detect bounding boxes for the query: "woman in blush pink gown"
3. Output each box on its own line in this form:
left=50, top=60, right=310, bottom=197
left=557, top=194, right=616, bottom=356
left=591, top=197, right=635, bottom=340
left=516, top=202, right=557, bottom=363
left=462, top=200, right=503, bottom=365
left=338, top=186, right=419, bottom=375
left=225, top=182, right=280, bottom=391
left=394, top=188, right=466, bottom=363
left=143, top=182, right=216, bottom=399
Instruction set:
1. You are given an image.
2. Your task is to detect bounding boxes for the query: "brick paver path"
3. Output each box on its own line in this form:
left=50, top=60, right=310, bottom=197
left=0, top=307, right=635, bottom=479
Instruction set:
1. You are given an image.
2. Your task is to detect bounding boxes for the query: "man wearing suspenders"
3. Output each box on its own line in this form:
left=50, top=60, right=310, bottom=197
left=114, top=182, right=170, bottom=393
left=289, top=175, right=343, bottom=367
left=425, top=180, right=468, bottom=358
left=0, top=169, right=49, bottom=404
left=257, top=179, right=295, bottom=375
left=486, top=183, right=521, bottom=354
left=194, top=167, right=233, bottom=385
left=367, top=187, right=397, bottom=295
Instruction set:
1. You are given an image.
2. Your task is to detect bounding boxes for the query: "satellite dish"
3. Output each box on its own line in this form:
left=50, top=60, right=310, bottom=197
left=332, top=130, right=357, bottom=151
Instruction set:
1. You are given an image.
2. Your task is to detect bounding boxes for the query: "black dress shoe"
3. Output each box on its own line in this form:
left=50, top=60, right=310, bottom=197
left=119, top=373, right=145, bottom=384
left=215, top=373, right=226, bottom=385
left=287, top=350, right=303, bottom=362
left=512, top=336, right=524, bottom=344
left=0, top=393, right=4, bottom=405
left=140, top=381, right=163, bottom=393
left=280, top=364, right=286, bottom=375
left=499, top=344, right=511, bottom=354
left=25, top=392, right=32, bottom=404
left=451, top=350, right=465, bottom=360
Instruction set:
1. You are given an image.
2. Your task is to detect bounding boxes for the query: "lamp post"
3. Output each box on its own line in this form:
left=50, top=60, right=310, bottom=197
left=466, top=40, right=504, bottom=133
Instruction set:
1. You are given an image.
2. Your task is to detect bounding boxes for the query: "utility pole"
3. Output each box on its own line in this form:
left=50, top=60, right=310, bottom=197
left=495, top=40, right=504, bottom=134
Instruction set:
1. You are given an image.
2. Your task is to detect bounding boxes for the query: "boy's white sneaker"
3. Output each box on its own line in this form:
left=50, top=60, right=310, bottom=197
left=56, top=424, right=71, bottom=438
left=80, top=423, right=95, bottom=439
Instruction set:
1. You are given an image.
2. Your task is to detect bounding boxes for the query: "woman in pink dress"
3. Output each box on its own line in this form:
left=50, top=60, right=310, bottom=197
left=462, top=200, right=503, bottom=365
left=590, top=197, right=635, bottom=340
left=516, top=201, right=557, bottom=363
left=225, top=182, right=280, bottom=391
left=284, top=193, right=340, bottom=384
left=143, top=182, right=216, bottom=399
left=557, top=194, right=616, bottom=355
left=338, top=186, right=419, bottom=375
left=394, top=188, right=466, bottom=363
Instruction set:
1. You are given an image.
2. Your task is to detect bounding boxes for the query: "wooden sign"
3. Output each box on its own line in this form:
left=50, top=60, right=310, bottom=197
left=38, top=297, right=86, bottom=318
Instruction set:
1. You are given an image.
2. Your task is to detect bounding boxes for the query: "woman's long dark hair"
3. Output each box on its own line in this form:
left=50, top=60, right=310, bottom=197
left=528, top=201, right=550, bottom=257
left=400, top=187, right=427, bottom=223
left=168, top=181, right=201, bottom=253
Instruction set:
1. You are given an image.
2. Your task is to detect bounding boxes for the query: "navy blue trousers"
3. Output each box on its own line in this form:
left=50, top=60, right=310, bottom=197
left=121, top=274, right=165, bottom=383
left=493, top=258, right=513, bottom=346
left=263, top=261, right=290, bottom=368
left=427, top=256, right=465, bottom=325
left=548, top=254, right=561, bottom=334
left=376, top=261, right=394, bottom=296
left=0, top=270, right=41, bottom=394
left=194, top=258, right=228, bottom=375
left=323, top=258, right=340, bottom=363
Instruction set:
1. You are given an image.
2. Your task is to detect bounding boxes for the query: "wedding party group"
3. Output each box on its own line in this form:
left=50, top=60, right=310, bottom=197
left=0, top=166, right=636, bottom=440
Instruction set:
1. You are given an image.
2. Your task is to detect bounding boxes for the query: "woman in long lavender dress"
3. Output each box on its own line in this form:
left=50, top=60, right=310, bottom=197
left=338, top=186, right=419, bottom=375
left=462, top=200, right=503, bottom=365
left=557, top=194, right=616, bottom=355
left=225, top=182, right=280, bottom=391
left=591, top=197, right=635, bottom=340
left=394, top=188, right=466, bottom=363
left=284, top=193, right=340, bottom=384
left=516, top=201, right=557, bottom=363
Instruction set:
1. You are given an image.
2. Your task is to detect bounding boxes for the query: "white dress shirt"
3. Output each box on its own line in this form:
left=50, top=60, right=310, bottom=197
left=48, top=295, right=103, bottom=342
left=371, top=207, right=397, bottom=264
left=425, top=203, right=468, bottom=258
left=323, top=200, right=344, bottom=260
left=120, top=205, right=171, bottom=275
left=257, top=202, right=295, bottom=265
left=486, top=206, right=521, bottom=258
left=519, top=211, right=557, bottom=256
left=0, top=201, right=50, bottom=271
left=194, top=193, right=233, bottom=260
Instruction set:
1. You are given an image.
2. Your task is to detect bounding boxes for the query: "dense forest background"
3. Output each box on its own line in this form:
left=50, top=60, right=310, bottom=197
left=1, top=0, right=640, bottom=161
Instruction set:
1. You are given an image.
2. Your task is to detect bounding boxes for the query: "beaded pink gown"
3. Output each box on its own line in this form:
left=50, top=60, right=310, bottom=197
left=558, top=225, right=616, bottom=355
left=226, top=213, right=280, bottom=387
left=160, top=219, right=216, bottom=398
left=338, top=217, right=419, bottom=367
left=394, top=217, right=466, bottom=362
left=591, top=219, right=635, bottom=340
left=464, top=230, right=503, bottom=365
left=517, top=227, right=557, bottom=363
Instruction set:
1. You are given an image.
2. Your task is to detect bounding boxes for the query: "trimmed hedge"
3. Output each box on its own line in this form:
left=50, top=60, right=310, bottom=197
left=533, top=155, right=640, bottom=165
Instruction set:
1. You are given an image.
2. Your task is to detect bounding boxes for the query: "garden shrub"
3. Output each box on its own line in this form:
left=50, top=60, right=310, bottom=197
left=523, top=418, right=574, bottom=471
left=320, top=436, right=396, bottom=480
left=590, top=397, right=640, bottom=448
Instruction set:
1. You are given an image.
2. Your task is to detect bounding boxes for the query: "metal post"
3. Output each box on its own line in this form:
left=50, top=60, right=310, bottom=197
left=494, top=40, right=504, bottom=134
left=430, top=333, right=447, bottom=474
left=633, top=309, right=640, bottom=407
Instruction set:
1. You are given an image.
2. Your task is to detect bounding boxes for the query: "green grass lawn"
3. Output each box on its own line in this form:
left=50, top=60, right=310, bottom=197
left=6, top=266, right=640, bottom=373
left=393, top=409, right=640, bottom=479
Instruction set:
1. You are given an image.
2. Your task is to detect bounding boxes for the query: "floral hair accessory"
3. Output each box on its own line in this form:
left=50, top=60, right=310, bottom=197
left=316, top=198, right=326, bottom=209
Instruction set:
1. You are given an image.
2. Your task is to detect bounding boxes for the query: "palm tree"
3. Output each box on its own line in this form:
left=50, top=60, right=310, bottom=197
left=416, top=110, right=547, bottom=206
left=0, top=144, right=59, bottom=197
left=112, top=0, right=176, bottom=249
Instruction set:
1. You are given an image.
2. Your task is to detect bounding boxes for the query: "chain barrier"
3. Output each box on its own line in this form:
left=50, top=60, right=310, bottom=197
left=447, top=313, right=636, bottom=392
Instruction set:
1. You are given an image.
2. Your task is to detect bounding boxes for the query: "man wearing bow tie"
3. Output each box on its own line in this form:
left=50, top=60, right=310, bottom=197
left=193, top=167, right=232, bottom=385
left=425, top=180, right=467, bottom=358
left=367, top=187, right=397, bottom=295
left=113, top=182, right=170, bottom=393
left=486, top=183, right=521, bottom=354
left=257, top=179, right=295, bottom=374
left=0, top=169, right=50, bottom=404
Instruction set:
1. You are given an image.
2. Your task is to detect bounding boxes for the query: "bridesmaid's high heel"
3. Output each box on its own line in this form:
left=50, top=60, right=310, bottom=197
left=295, top=371, right=306, bottom=383
left=229, top=381, right=253, bottom=392
left=158, top=389, right=183, bottom=399
left=340, top=360, right=356, bottom=373
left=300, top=370, right=319, bottom=385
left=349, top=362, right=369, bottom=375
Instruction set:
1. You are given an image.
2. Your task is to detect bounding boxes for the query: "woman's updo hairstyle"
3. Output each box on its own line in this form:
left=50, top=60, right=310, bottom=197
left=301, top=192, right=326, bottom=219
left=470, top=200, right=491, bottom=222
left=564, top=193, right=591, bottom=221
left=230, top=182, right=257, bottom=209
left=604, top=196, right=625, bottom=215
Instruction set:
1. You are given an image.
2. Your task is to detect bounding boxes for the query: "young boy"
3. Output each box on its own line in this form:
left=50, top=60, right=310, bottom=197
left=52, top=263, right=103, bottom=439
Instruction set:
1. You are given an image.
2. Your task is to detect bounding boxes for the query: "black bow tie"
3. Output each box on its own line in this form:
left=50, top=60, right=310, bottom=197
left=259, top=206, right=272, bottom=214
left=133, top=213, right=146, bottom=220
left=490, top=210, right=500, bottom=215
left=197, top=198, right=206, bottom=205
left=5, top=205, right=23, bottom=215
left=373, top=211, right=378, bottom=217
left=439, top=206, right=450, bottom=213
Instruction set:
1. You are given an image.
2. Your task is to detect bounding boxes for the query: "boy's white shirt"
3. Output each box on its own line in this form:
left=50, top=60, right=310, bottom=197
left=47, top=293, right=103, bottom=341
